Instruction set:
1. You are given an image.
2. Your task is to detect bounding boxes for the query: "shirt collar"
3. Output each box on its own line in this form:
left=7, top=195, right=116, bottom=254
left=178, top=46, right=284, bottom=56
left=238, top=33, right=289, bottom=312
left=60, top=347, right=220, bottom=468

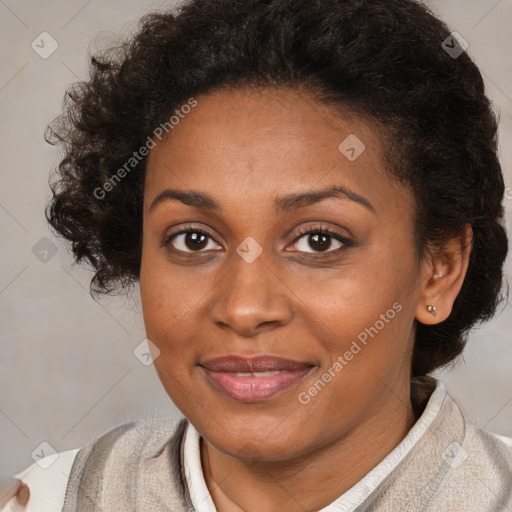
left=183, top=376, right=446, bottom=512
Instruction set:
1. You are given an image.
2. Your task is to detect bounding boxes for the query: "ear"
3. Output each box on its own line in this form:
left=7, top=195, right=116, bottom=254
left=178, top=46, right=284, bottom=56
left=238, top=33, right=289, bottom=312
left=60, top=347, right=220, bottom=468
left=415, top=224, right=473, bottom=325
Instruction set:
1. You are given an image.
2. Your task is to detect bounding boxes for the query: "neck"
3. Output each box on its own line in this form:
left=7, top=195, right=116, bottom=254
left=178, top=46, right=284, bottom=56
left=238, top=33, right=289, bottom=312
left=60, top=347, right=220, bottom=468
left=201, top=389, right=417, bottom=512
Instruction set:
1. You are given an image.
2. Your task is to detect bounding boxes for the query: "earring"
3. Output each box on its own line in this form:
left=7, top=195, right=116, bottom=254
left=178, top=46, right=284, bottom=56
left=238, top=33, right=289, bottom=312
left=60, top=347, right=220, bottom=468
left=426, top=305, right=438, bottom=316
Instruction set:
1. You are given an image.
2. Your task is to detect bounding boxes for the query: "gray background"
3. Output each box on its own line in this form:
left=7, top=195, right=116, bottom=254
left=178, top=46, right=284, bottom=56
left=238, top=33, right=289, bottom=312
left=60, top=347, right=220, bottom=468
left=0, top=0, right=511, bottom=485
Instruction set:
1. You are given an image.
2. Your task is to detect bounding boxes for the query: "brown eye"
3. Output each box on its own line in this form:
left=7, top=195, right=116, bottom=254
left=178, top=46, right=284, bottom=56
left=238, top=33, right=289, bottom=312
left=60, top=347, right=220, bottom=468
left=164, top=228, right=222, bottom=253
left=307, top=233, right=333, bottom=252
left=184, top=232, right=208, bottom=250
left=291, top=227, right=351, bottom=254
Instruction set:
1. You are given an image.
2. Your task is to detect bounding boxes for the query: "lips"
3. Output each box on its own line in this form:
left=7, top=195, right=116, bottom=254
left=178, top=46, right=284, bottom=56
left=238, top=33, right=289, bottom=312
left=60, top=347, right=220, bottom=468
left=201, top=355, right=311, bottom=372
left=200, top=355, right=314, bottom=403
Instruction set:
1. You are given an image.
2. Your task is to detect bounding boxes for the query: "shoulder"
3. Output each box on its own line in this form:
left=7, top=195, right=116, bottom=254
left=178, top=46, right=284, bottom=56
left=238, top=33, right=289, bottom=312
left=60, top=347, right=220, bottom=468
left=400, top=378, right=512, bottom=510
left=1, top=415, right=187, bottom=512
left=463, top=424, right=512, bottom=469
left=427, top=408, right=512, bottom=509
left=489, top=431, right=512, bottom=449
left=1, top=448, right=79, bottom=512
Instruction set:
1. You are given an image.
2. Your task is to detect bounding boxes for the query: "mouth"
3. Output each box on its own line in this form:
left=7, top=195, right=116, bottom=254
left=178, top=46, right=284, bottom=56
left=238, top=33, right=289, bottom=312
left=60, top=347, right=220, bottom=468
left=199, top=355, right=315, bottom=403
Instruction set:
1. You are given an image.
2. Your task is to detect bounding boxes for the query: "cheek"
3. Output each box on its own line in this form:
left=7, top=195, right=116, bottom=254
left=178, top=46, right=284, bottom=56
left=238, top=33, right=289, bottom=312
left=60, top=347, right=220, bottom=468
left=140, top=250, right=184, bottom=359
left=139, top=259, right=201, bottom=410
left=139, top=248, right=218, bottom=393
left=303, top=285, right=410, bottom=380
left=140, top=242, right=195, bottom=334
left=293, top=246, right=418, bottom=373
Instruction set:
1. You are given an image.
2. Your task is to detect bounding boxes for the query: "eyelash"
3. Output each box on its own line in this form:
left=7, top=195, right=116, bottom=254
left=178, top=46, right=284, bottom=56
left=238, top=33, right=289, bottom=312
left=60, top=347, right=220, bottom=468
left=162, top=223, right=353, bottom=256
left=292, top=226, right=354, bottom=255
left=162, top=224, right=218, bottom=250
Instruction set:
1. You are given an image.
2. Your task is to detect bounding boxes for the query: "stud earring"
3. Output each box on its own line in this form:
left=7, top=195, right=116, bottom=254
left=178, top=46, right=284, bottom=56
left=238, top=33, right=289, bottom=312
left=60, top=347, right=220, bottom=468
left=426, top=305, right=438, bottom=316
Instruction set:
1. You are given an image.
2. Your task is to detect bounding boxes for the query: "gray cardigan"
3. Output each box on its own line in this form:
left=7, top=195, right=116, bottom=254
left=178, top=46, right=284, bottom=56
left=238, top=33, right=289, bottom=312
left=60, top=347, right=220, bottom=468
left=56, top=376, right=512, bottom=511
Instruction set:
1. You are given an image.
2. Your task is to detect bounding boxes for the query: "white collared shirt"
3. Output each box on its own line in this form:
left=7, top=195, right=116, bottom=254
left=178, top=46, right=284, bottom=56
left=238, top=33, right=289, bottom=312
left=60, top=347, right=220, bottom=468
left=5, top=378, right=510, bottom=512
left=183, top=379, right=447, bottom=511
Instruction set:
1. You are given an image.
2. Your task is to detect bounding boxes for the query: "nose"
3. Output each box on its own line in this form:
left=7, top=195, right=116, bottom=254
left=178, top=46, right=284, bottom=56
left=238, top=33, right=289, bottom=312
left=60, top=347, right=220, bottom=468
left=209, top=249, right=293, bottom=337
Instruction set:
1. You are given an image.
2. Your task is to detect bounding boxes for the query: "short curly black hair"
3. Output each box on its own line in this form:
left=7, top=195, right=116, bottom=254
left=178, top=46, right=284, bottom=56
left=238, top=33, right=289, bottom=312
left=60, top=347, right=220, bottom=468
left=45, top=0, right=508, bottom=377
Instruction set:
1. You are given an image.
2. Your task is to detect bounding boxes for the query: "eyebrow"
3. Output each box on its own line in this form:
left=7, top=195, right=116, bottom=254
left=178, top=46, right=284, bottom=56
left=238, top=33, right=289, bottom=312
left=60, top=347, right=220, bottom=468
left=149, top=185, right=376, bottom=215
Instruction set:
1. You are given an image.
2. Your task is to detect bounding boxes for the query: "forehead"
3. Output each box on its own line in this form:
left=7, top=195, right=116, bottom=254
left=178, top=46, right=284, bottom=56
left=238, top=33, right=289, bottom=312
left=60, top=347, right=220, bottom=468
left=145, top=87, right=410, bottom=216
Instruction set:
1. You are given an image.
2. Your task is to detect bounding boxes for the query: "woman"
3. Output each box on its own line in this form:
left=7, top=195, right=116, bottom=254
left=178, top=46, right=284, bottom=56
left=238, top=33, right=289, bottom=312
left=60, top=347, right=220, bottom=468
left=2, top=0, right=511, bottom=510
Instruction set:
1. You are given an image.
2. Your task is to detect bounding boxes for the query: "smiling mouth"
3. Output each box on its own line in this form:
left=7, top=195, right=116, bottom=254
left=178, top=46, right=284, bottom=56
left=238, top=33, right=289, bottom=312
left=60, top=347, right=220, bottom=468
left=199, top=355, right=315, bottom=403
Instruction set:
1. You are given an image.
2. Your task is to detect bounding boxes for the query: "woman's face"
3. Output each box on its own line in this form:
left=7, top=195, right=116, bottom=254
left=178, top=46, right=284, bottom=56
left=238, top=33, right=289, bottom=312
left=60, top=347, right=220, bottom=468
left=140, top=87, right=426, bottom=461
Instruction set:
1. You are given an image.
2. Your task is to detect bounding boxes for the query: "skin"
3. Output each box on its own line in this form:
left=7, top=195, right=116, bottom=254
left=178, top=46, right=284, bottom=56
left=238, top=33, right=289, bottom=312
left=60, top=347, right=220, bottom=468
left=139, top=87, right=471, bottom=512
